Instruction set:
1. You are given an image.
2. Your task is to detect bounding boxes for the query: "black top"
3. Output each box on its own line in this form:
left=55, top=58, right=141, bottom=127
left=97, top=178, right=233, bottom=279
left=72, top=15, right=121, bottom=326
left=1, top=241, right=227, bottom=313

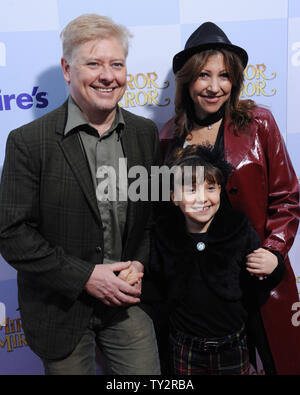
left=143, top=204, right=285, bottom=342
left=170, top=232, right=247, bottom=338
left=212, top=118, right=225, bottom=158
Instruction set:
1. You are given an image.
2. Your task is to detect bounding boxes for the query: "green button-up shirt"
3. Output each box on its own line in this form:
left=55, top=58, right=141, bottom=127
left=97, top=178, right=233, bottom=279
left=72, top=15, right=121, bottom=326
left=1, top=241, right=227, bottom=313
left=64, top=96, right=128, bottom=264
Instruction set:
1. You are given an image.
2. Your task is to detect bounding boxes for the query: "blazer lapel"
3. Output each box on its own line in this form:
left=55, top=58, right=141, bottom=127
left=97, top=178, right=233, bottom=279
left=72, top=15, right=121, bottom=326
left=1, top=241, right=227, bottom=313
left=54, top=105, right=102, bottom=225
left=60, top=134, right=101, bottom=225
left=121, top=115, right=142, bottom=169
left=120, top=115, right=139, bottom=242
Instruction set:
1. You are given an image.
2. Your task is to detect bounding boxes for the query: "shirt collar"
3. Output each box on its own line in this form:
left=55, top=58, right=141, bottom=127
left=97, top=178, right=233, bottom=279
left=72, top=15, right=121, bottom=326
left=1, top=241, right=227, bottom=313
left=64, top=96, right=125, bottom=136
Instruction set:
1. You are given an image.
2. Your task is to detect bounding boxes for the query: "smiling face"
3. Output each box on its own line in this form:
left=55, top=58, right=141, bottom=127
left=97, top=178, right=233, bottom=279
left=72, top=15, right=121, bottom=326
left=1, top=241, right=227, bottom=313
left=61, top=37, right=127, bottom=124
left=189, top=52, right=232, bottom=119
left=172, top=178, right=221, bottom=233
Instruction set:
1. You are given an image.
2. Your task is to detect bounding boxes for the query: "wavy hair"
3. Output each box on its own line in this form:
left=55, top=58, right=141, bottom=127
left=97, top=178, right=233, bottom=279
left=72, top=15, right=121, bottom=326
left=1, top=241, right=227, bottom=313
left=174, top=49, right=256, bottom=138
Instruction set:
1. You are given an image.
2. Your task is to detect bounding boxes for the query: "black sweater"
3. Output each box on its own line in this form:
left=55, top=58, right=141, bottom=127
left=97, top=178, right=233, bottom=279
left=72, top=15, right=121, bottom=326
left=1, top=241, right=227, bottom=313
left=142, top=204, right=285, bottom=338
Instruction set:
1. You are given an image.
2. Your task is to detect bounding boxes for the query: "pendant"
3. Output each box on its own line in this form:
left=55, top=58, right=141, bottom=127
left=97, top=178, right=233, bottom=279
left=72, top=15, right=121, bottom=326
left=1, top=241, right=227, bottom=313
left=196, top=242, right=205, bottom=251
left=207, top=124, right=213, bottom=130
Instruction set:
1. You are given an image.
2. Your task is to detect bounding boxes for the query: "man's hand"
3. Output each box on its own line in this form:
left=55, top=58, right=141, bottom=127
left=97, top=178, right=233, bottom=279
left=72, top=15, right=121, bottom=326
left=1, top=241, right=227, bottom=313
left=84, top=261, right=142, bottom=306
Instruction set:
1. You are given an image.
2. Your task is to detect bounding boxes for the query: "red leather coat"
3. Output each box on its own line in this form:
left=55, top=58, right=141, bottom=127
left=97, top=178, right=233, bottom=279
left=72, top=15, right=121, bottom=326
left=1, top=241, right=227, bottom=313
left=159, top=106, right=300, bottom=375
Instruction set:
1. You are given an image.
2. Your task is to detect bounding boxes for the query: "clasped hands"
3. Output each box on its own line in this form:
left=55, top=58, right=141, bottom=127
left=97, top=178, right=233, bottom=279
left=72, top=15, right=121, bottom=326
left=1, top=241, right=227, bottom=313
left=84, top=260, right=144, bottom=307
left=246, top=248, right=278, bottom=280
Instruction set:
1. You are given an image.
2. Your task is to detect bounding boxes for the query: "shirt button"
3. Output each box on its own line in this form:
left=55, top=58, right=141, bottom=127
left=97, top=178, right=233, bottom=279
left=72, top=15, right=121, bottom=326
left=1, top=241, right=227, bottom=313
left=196, top=242, right=205, bottom=251
left=229, top=187, right=238, bottom=194
left=95, top=246, right=102, bottom=253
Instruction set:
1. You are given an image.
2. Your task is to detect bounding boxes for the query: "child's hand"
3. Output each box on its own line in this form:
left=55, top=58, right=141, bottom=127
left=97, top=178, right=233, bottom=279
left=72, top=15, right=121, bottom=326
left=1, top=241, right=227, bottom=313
left=118, top=261, right=144, bottom=285
left=123, top=270, right=144, bottom=285
left=246, top=248, right=278, bottom=280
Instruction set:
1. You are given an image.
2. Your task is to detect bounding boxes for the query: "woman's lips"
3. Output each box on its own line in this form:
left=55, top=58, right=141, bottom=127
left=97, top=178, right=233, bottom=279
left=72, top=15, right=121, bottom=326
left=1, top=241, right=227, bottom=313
left=202, top=96, right=221, bottom=103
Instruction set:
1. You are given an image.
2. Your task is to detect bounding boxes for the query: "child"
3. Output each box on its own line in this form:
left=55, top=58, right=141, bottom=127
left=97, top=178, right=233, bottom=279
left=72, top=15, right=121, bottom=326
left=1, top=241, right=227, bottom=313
left=147, top=144, right=285, bottom=375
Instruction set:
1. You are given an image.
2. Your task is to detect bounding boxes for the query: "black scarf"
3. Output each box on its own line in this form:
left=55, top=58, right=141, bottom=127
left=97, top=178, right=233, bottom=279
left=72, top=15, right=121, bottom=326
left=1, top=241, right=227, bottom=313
left=191, top=104, right=225, bottom=127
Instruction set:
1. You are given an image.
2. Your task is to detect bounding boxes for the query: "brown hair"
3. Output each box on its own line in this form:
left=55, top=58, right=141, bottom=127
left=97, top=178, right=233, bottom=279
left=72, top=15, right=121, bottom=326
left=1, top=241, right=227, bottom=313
left=174, top=49, right=256, bottom=138
left=167, top=145, right=234, bottom=191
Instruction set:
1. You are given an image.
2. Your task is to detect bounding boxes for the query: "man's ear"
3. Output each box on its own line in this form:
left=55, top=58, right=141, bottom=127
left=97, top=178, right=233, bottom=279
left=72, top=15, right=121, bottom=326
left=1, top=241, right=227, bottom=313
left=61, top=57, right=71, bottom=84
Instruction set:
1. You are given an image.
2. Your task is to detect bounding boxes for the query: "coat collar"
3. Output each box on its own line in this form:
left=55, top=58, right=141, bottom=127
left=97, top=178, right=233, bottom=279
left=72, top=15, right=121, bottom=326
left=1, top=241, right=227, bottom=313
left=58, top=126, right=102, bottom=226
left=223, top=118, right=257, bottom=169
left=160, top=116, right=258, bottom=171
left=153, top=203, right=249, bottom=302
left=155, top=202, right=247, bottom=247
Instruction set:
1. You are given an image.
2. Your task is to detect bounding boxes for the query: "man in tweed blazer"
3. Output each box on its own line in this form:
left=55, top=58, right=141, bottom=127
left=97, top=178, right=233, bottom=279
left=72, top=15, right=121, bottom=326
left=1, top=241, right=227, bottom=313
left=0, top=14, right=160, bottom=375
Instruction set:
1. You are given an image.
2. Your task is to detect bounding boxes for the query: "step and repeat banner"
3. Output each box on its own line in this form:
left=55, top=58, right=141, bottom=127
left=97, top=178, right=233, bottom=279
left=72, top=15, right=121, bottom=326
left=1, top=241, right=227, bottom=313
left=0, top=0, right=300, bottom=374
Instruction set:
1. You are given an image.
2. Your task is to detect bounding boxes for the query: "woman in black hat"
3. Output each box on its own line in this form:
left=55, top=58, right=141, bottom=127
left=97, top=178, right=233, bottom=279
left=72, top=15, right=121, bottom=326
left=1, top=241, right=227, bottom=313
left=158, top=22, right=300, bottom=375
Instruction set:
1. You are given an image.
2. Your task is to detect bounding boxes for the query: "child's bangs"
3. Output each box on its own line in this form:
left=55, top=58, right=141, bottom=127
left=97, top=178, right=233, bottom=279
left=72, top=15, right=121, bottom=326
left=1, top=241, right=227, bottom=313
left=179, top=164, right=222, bottom=187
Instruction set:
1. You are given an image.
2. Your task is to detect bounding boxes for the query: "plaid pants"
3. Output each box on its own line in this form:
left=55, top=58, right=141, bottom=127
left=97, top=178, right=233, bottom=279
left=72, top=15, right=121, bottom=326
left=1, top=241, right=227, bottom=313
left=169, top=326, right=249, bottom=375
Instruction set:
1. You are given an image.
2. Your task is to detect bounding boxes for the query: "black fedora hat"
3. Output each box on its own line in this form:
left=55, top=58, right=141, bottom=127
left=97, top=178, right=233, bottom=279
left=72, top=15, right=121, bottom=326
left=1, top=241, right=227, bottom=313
left=173, top=22, right=248, bottom=73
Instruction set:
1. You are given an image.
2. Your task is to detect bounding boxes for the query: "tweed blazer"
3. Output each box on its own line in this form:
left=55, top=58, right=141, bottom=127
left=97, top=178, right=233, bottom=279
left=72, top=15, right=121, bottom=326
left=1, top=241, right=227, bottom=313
left=0, top=100, right=160, bottom=359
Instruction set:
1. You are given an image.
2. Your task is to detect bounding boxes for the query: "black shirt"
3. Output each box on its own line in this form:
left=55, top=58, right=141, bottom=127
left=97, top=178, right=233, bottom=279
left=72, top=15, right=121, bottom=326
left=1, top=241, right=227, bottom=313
left=170, top=232, right=247, bottom=338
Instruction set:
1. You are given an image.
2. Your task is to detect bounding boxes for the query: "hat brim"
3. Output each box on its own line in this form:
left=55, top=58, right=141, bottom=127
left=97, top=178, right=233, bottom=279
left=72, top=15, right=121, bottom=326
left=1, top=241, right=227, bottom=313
left=173, top=42, right=248, bottom=73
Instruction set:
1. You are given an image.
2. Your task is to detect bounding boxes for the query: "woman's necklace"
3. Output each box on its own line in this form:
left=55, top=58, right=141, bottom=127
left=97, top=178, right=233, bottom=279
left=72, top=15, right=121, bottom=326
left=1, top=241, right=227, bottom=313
left=193, top=105, right=225, bottom=130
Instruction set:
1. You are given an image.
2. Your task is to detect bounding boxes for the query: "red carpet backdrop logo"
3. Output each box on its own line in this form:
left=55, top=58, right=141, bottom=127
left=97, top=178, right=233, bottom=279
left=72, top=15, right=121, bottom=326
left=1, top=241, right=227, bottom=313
left=0, top=317, right=27, bottom=353
left=241, top=63, right=276, bottom=97
left=119, top=72, right=171, bottom=108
